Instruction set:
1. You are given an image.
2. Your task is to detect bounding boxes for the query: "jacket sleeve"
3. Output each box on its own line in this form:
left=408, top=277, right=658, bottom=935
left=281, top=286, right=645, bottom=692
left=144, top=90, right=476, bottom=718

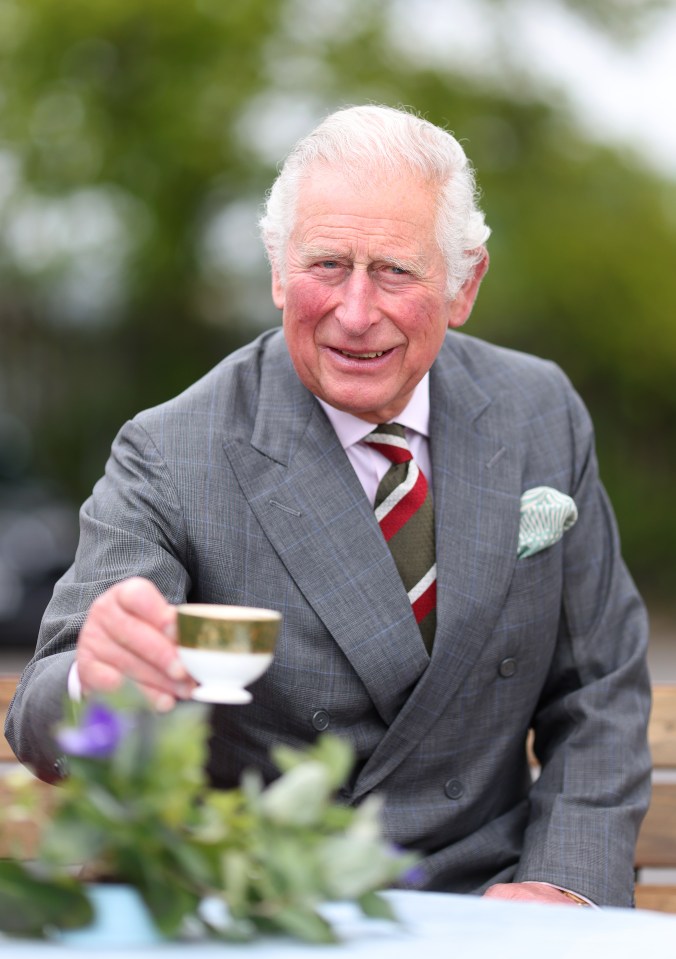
left=4, top=417, right=191, bottom=780
left=514, top=380, right=651, bottom=906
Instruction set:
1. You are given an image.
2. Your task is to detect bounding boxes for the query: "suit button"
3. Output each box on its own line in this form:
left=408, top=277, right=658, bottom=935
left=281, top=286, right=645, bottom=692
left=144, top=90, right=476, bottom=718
left=311, top=709, right=330, bottom=731
left=444, top=779, right=464, bottom=800
left=498, top=657, right=517, bottom=678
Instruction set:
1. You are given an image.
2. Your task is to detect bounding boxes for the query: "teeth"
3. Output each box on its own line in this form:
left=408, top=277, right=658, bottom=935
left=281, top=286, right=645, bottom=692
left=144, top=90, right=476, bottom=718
left=340, top=350, right=384, bottom=359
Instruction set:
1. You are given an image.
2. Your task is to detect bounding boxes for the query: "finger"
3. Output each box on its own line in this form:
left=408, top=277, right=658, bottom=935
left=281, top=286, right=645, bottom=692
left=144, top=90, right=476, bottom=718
left=76, top=658, right=125, bottom=694
left=85, top=587, right=187, bottom=681
left=116, top=578, right=178, bottom=637
left=77, top=584, right=189, bottom=698
left=78, top=634, right=193, bottom=698
left=78, top=653, right=180, bottom=712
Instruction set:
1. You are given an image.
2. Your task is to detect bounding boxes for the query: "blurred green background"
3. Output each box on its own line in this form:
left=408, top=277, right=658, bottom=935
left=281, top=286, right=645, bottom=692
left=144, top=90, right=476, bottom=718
left=1, top=0, right=674, bottom=642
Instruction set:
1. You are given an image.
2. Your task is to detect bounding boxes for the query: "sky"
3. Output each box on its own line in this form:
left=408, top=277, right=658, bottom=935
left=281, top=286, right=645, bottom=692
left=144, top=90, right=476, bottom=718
left=515, top=1, right=676, bottom=178
left=389, top=0, right=676, bottom=178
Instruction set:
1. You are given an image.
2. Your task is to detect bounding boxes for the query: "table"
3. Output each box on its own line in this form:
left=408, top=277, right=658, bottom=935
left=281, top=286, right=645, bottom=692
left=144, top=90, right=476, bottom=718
left=2, top=890, right=676, bottom=957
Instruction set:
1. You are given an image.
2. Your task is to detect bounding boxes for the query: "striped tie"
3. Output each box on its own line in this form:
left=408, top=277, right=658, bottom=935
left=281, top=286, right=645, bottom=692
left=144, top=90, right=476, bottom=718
left=364, top=423, right=436, bottom=652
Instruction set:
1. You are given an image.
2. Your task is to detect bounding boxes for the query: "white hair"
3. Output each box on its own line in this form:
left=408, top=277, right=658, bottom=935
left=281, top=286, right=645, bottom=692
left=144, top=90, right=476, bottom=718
left=259, top=104, right=490, bottom=298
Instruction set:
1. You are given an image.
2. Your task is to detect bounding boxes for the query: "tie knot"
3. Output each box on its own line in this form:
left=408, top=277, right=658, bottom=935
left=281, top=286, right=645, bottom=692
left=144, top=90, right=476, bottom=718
left=364, top=423, right=412, bottom=464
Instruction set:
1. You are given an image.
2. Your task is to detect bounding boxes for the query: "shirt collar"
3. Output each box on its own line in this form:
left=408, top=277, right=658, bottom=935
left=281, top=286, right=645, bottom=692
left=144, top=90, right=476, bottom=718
left=317, top=373, right=431, bottom=451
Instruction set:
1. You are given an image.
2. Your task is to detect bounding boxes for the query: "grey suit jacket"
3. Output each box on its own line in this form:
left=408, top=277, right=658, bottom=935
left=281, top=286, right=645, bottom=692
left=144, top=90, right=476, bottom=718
left=6, top=329, right=651, bottom=905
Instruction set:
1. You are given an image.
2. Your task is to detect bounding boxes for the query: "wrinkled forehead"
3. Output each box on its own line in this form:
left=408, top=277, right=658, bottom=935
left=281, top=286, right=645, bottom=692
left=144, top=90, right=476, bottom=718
left=291, top=159, right=443, bottom=231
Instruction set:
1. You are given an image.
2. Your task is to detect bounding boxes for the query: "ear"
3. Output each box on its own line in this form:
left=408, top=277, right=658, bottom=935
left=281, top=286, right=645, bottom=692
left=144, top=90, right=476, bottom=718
left=271, top=268, right=285, bottom=310
left=446, top=247, right=489, bottom=329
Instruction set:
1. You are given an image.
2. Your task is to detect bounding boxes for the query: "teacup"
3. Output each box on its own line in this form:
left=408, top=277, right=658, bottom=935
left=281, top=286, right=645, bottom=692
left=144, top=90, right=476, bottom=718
left=176, top=603, right=281, bottom=704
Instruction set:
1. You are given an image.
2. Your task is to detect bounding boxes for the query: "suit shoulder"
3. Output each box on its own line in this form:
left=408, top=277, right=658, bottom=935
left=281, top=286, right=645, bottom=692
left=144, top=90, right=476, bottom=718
left=444, top=331, right=575, bottom=401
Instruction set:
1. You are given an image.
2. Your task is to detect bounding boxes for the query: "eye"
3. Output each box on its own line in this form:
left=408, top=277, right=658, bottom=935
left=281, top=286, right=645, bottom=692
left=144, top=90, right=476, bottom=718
left=379, top=263, right=414, bottom=281
left=378, top=261, right=414, bottom=278
left=309, top=259, right=347, bottom=280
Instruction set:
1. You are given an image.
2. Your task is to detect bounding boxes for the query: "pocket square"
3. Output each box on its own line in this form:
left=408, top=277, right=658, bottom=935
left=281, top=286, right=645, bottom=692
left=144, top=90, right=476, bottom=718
left=517, top=486, right=578, bottom=558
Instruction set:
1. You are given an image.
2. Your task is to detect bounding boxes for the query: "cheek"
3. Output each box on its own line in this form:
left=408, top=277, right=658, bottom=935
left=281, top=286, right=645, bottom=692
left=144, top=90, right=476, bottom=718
left=399, top=298, right=449, bottom=350
left=284, top=282, right=335, bottom=327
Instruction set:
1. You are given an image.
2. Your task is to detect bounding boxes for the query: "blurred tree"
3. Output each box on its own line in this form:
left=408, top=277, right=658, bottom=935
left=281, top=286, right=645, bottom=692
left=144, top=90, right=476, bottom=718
left=0, top=0, right=674, bottom=599
left=1, top=0, right=288, bottom=492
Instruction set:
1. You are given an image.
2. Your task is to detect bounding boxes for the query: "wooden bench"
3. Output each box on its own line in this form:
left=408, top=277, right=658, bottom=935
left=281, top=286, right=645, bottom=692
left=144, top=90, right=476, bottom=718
left=0, top=674, right=19, bottom=763
left=634, top=682, right=676, bottom=911
left=0, top=673, right=54, bottom=859
left=2, top=673, right=676, bottom=907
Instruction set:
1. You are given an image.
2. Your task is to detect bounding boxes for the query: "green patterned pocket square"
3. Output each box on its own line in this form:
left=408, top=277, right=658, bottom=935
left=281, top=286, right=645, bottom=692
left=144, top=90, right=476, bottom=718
left=518, top=486, right=578, bottom=559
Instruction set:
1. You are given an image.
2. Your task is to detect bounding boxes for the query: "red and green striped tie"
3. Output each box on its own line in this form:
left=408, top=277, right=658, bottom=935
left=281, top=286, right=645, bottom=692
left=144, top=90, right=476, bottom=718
left=364, top=423, right=436, bottom=652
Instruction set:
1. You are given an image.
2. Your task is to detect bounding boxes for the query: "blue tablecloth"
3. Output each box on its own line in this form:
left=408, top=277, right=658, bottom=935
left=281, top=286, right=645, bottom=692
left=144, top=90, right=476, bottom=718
left=2, top=890, right=676, bottom=957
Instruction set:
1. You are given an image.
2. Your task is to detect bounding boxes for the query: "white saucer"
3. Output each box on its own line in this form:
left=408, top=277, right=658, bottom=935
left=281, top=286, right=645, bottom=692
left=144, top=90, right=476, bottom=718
left=190, top=684, right=253, bottom=705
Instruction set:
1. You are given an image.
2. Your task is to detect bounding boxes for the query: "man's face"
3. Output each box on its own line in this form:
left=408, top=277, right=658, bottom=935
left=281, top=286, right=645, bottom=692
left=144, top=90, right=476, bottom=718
left=272, top=164, right=483, bottom=424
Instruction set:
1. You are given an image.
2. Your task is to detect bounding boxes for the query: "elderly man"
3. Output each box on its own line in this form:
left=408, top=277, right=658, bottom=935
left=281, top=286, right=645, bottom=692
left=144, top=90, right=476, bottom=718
left=6, top=105, right=650, bottom=907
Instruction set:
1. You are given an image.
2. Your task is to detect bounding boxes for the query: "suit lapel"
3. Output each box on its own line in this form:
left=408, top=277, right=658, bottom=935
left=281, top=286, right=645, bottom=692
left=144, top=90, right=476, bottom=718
left=223, top=331, right=524, bottom=790
left=430, top=336, right=523, bottom=674
left=351, top=335, right=524, bottom=796
left=222, top=333, right=429, bottom=725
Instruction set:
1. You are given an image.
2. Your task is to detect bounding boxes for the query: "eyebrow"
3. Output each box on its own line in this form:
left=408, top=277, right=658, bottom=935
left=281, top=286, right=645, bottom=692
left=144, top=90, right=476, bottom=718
left=301, top=245, right=345, bottom=261
left=379, top=254, right=426, bottom=278
left=301, top=245, right=427, bottom=278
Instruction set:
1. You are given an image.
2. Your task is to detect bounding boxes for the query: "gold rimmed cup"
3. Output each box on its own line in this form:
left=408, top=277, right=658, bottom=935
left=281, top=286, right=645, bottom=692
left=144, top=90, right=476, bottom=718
left=176, top=604, right=281, bottom=704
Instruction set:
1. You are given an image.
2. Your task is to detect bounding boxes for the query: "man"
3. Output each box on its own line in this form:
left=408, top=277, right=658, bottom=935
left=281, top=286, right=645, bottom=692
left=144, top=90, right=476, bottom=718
left=6, top=105, right=650, bottom=907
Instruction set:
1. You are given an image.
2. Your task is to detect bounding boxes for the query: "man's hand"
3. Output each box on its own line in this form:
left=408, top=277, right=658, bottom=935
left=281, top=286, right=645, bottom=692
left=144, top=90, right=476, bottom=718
left=76, top=577, right=195, bottom=710
left=483, top=882, right=587, bottom=906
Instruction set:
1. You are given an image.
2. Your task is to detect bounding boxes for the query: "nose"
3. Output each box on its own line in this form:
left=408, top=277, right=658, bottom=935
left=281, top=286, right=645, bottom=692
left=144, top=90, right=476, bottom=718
left=334, top=270, right=379, bottom=336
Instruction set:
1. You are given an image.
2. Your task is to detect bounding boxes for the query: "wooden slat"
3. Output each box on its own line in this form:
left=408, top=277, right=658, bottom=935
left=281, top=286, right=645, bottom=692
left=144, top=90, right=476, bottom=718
left=635, top=683, right=676, bottom=912
left=0, top=674, right=20, bottom=762
left=0, top=777, right=53, bottom=860
left=1, top=673, right=54, bottom=861
left=649, top=684, right=676, bottom=768
left=636, top=783, right=676, bottom=869
left=635, top=885, right=676, bottom=913
left=0, top=674, right=19, bottom=702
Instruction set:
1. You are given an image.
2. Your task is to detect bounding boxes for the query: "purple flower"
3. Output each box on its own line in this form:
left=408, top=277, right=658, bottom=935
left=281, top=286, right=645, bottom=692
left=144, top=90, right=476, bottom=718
left=400, top=865, right=427, bottom=888
left=56, top=703, right=128, bottom=758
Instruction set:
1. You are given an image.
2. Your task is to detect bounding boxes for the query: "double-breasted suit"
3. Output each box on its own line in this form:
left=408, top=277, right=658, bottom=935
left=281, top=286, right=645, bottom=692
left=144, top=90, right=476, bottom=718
left=6, top=328, right=651, bottom=905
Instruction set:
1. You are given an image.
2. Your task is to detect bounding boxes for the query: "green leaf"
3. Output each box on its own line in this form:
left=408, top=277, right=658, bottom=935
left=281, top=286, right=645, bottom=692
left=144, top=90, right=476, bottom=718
left=259, top=762, right=333, bottom=826
left=318, top=836, right=415, bottom=900
left=272, top=734, right=354, bottom=791
left=0, top=861, right=93, bottom=937
left=140, top=873, right=200, bottom=938
left=39, top=813, right=105, bottom=866
left=358, top=890, right=398, bottom=922
left=310, top=735, right=355, bottom=790
left=345, top=794, right=385, bottom=841
left=220, top=850, right=252, bottom=914
left=264, top=904, right=338, bottom=944
left=256, top=832, right=321, bottom=901
left=169, top=839, right=216, bottom=889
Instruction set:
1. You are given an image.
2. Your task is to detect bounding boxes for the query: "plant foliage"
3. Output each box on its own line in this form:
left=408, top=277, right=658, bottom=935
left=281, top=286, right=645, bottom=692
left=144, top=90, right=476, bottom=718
left=0, top=686, right=416, bottom=942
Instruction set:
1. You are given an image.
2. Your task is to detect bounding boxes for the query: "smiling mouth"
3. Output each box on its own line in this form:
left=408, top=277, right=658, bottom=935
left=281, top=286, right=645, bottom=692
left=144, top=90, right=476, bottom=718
left=337, top=349, right=387, bottom=359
